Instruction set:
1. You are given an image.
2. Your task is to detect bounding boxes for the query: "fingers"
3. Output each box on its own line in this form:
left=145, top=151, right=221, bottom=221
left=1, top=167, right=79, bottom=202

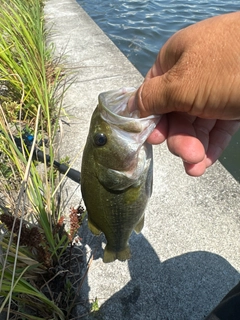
left=167, top=113, right=205, bottom=164
left=166, top=116, right=240, bottom=176
left=183, top=118, right=216, bottom=176
left=205, top=120, right=240, bottom=167
left=145, top=112, right=240, bottom=177
left=183, top=158, right=207, bottom=177
left=166, top=112, right=207, bottom=176
left=146, top=115, right=168, bottom=144
left=192, top=118, right=216, bottom=154
left=145, top=111, right=209, bottom=176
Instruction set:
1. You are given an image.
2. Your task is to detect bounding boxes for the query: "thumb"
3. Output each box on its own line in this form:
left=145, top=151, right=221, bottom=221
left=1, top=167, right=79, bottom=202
left=133, top=74, right=179, bottom=118
left=130, top=65, right=191, bottom=117
left=140, top=76, right=173, bottom=117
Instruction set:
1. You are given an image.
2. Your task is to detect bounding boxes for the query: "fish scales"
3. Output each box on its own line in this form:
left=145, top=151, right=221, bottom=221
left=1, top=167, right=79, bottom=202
left=81, top=88, right=160, bottom=263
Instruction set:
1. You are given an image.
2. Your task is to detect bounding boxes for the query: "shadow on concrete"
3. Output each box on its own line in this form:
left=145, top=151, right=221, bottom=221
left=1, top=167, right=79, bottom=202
left=78, top=226, right=239, bottom=320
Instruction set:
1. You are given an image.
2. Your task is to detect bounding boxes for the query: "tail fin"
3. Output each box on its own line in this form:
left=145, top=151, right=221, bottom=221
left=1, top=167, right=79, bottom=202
left=103, top=245, right=131, bottom=263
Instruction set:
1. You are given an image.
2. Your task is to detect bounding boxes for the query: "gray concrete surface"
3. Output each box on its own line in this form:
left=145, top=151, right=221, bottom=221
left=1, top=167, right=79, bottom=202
left=44, top=1, right=240, bottom=319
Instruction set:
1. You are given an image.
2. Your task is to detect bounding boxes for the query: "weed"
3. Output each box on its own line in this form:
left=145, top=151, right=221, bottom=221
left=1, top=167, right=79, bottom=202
left=0, top=0, right=86, bottom=319
left=91, top=298, right=100, bottom=312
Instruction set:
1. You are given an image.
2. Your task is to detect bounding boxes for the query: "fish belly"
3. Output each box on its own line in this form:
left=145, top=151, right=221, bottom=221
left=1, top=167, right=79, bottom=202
left=82, top=171, right=149, bottom=263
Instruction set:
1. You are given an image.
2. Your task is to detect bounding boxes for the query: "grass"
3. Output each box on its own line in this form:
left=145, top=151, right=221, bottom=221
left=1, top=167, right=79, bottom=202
left=0, top=0, right=86, bottom=318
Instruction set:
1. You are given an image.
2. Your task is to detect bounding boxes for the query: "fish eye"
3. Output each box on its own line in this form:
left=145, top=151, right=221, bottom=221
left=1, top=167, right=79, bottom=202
left=93, top=133, right=107, bottom=147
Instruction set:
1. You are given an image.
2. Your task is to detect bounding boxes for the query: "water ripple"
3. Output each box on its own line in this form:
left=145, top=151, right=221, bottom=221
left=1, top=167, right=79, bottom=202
left=76, top=0, right=240, bottom=181
left=78, top=0, right=240, bottom=75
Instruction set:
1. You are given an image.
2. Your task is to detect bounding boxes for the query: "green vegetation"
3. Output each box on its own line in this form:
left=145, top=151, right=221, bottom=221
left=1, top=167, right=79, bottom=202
left=0, top=0, right=84, bottom=318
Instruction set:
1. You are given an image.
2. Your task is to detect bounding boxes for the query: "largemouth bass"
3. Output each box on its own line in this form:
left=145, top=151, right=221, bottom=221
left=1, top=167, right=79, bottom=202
left=81, top=88, right=160, bottom=263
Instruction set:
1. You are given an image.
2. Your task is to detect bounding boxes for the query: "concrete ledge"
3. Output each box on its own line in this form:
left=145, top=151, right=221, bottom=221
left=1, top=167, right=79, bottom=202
left=44, top=0, right=240, bottom=319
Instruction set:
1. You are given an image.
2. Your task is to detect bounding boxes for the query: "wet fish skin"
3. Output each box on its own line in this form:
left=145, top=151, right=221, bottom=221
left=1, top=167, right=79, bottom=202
left=81, top=88, right=159, bottom=263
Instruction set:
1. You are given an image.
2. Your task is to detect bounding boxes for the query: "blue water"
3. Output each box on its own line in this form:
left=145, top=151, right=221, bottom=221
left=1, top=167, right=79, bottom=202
left=77, top=0, right=240, bottom=181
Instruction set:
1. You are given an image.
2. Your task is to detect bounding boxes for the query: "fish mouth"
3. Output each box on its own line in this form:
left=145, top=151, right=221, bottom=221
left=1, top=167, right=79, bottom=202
left=98, top=87, right=160, bottom=143
left=99, top=87, right=159, bottom=124
left=99, top=87, right=138, bottom=118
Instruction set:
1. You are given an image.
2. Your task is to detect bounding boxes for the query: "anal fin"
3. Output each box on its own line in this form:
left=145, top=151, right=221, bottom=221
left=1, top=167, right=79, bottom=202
left=88, top=218, right=102, bottom=235
left=134, top=215, right=145, bottom=234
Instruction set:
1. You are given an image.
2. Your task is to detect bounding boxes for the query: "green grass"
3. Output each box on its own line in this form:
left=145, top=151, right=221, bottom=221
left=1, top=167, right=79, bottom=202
left=0, top=0, right=84, bottom=319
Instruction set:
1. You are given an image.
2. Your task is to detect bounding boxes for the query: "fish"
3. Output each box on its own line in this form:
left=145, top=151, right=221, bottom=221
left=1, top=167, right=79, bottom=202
left=81, top=87, right=160, bottom=263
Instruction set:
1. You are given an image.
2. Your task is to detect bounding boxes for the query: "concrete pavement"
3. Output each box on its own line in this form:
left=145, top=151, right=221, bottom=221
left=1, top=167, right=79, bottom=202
left=44, top=1, right=240, bottom=319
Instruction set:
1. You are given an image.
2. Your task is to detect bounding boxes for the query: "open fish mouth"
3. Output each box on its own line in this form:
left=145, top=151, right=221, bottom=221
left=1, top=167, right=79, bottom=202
left=99, top=87, right=138, bottom=118
left=99, top=87, right=160, bottom=139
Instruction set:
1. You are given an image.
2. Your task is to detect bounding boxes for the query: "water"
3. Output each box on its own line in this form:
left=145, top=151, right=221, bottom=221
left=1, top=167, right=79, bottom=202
left=77, top=0, right=240, bottom=182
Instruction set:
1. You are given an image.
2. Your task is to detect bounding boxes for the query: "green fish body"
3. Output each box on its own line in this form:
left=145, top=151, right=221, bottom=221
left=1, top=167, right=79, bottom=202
left=81, top=88, right=160, bottom=263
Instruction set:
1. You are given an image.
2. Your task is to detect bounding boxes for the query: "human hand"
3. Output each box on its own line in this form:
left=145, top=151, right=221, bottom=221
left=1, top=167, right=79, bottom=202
left=129, top=12, right=240, bottom=176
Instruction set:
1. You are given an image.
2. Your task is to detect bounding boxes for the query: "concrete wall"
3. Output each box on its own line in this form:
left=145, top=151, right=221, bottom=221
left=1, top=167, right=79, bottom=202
left=44, top=1, right=240, bottom=319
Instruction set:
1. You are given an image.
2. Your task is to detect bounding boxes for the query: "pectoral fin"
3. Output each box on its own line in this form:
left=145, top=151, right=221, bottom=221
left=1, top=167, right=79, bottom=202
left=97, top=163, right=139, bottom=190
